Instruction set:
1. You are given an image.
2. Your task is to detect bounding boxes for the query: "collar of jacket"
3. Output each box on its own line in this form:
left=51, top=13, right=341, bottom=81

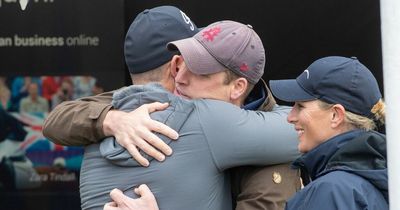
left=243, top=78, right=276, bottom=111
left=292, top=129, right=365, bottom=181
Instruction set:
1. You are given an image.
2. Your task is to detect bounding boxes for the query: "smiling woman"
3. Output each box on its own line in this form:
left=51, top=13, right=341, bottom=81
left=287, top=100, right=335, bottom=153
left=270, top=56, right=388, bottom=210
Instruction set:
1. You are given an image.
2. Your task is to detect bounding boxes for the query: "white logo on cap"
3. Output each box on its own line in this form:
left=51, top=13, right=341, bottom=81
left=304, top=69, right=310, bottom=79
left=180, top=11, right=194, bottom=31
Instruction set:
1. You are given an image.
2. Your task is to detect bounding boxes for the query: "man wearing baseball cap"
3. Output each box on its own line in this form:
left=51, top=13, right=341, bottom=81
left=44, top=5, right=199, bottom=163
left=167, top=21, right=301, bottom=210
left=44, top=8, right=300, bottom=210
left=84, top=20, right=300, bottom=210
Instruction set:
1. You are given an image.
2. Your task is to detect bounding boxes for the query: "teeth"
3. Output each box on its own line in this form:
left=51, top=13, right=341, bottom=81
left=297, top=130, right=304, bottom=135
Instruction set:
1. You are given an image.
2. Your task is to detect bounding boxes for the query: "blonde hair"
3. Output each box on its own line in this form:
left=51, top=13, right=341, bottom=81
left=318, top=99, right=385, bottom=131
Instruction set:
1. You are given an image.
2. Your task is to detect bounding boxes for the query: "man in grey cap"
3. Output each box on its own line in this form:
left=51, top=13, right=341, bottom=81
left=77, top=20, right=299, bottom=210
left=43, top=7, right=300, bottom=210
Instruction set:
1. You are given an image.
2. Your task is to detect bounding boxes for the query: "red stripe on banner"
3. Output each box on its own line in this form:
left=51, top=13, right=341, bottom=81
left=31, top=125, right=43, bottom=131
left=20, top=134, right=39, bottom=149
left=54, top=144, right=65, bottom=151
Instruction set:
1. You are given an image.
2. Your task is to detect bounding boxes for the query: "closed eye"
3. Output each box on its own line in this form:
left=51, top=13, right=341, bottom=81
left=294, top=102, right=305, bottom=109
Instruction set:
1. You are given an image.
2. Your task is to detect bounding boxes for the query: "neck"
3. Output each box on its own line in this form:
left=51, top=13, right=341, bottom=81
left=233, top=99, right=243, bottom=107
left=327, top=124, right=355, bottom=140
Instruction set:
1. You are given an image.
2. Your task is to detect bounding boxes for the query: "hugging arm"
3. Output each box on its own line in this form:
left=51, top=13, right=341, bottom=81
left=42, top=90, right=178, bottom=166
left=196, top=100, right=300, bottom=170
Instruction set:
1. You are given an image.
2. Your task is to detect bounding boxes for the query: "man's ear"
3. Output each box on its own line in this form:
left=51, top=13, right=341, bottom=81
left=170, top=55, right=183, bottom=78
left=230, top=78, right=248, bottom=101
left=331, top=104, right=346, bottom=128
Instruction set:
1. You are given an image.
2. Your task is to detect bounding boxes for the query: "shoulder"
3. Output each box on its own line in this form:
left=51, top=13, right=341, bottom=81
left=193, top=99, right=290, bottom=121
left=192, top=99, right=259, bottom=132
left=193, top=99, right=240, bottom=111
left=304, top=171, right=375, bottom=203
left=294, top=172, right=357, bottom=200
left=192, top=99, right=241, bottom=123
left=313, top=171, right=365, bottom=191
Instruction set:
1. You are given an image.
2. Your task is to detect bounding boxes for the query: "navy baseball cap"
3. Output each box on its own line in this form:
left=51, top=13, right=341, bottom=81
left=270, top=56, right=382, bottom=117
left=124, top=6, right=199, bottom=74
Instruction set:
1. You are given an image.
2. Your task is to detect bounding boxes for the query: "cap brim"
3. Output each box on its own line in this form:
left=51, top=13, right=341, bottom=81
left=269, top=79, right=316, bottom=102
left=167, top=38, right=226, bottom=75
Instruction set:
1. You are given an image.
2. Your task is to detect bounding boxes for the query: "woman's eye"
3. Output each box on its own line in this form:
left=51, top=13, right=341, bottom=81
left=295, top=103, right=304, bottom=109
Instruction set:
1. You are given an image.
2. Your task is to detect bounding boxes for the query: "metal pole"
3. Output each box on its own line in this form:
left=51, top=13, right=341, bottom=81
left=380, top=0, right=400, bottom=209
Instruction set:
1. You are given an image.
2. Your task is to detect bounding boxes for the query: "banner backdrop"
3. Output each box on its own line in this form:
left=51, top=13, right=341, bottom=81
left=0, top=1, right=124, bottom=209
left=0, top=0, right=125, bottom=90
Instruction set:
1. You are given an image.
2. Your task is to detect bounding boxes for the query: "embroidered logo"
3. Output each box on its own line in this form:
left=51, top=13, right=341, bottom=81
left=240, top=63, right=249, bottom=72
left=202, top=27, right=221, bottom=41
left=304, top=69, right=310, bottom=79
left=180, top=10, right=195, bottom=31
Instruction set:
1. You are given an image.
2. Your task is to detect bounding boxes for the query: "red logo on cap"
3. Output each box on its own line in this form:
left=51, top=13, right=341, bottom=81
left=240, top=63, right=249, bottom=71
left=202, top=27, right=221, bottom=41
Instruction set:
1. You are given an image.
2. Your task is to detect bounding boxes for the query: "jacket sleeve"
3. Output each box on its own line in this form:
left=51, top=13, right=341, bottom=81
left=42, top=90, right=114, bottom=146
left=196, top=99, right=300, bottom=171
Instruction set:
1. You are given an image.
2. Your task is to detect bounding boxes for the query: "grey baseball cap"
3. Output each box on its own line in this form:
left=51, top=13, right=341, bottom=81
left=167, top=20, right=265, bottom=84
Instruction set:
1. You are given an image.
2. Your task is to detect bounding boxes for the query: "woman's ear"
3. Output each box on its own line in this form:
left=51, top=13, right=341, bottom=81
left=170, top=55, right=183, bottom=78
left=331, top=104, right=346, bottom=128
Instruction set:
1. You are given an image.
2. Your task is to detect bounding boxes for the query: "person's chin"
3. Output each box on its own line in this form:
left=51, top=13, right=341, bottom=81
left=298, top=143, right=308, bottom=154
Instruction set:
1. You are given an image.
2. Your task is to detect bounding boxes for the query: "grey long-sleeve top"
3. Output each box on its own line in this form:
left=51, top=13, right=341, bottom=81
left=80, top=83, right=299, bottom=210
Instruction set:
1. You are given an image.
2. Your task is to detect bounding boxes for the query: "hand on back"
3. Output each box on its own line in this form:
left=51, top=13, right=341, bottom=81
left=103, top=102, right=178, bottom=166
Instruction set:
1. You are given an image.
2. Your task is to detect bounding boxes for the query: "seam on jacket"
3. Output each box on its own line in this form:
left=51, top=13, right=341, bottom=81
left=194, top=101, right=224, bottom=173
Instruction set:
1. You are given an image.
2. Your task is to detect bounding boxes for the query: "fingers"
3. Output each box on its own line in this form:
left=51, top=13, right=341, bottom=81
left=143, top=102, right=179, bottom=140
left=109, top=102, right=179, bottom=166
left=109, top=189, right=126, bottom=206
left=103, top=202, right=118, bottom=210
left=125, top=144, right=150, bottom=167
left=129, top=132, right=166, bottom=161
left=145, top=102, right=169, bottom=113
left=119, top=130, right=167, bottom=166
left=138, top=131, right=172, bottom=156
left=149, top=120, right=179, bottom=140
left=134, top=184, right=156, bottom=200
